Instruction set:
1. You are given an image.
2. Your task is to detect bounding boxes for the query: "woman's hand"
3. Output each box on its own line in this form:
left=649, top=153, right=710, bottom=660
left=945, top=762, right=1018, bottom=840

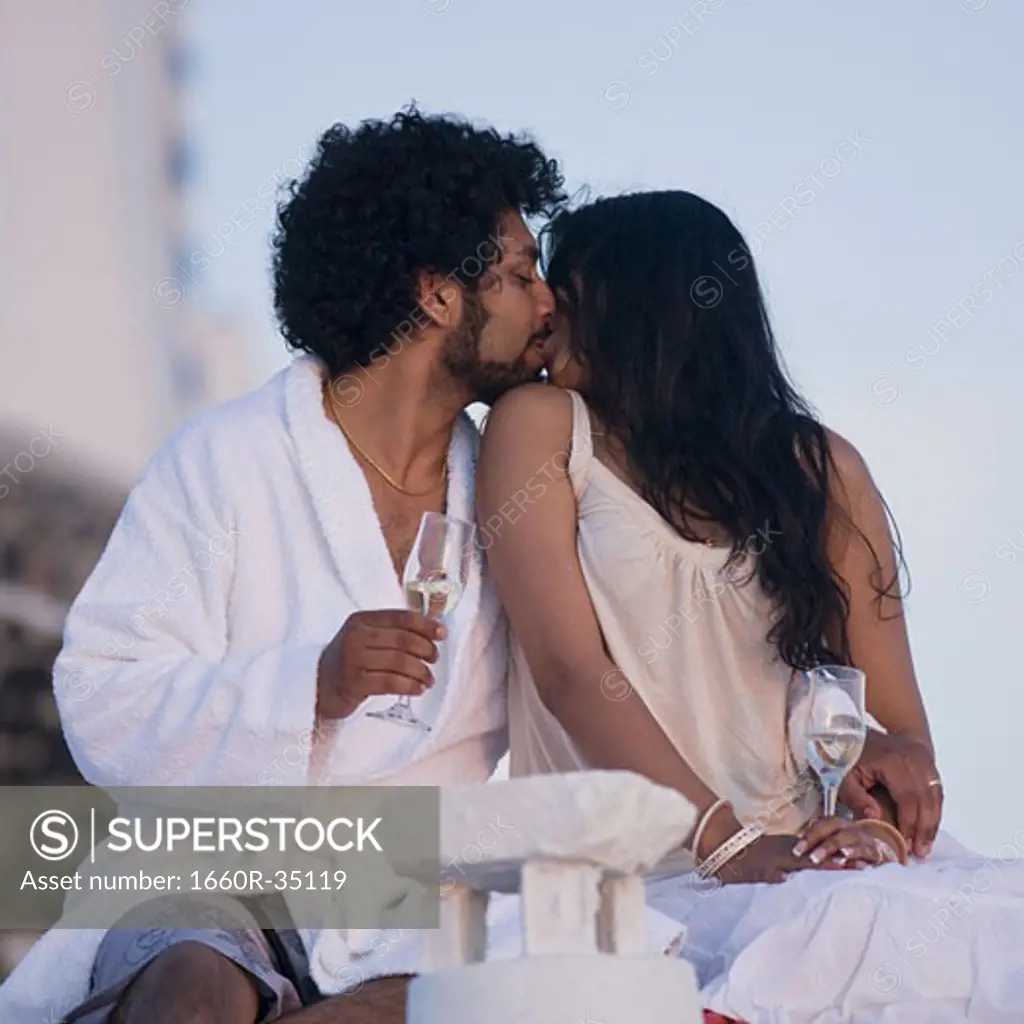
left=792, top=816, right=898, bottom=869
left=714, top=835, right=813, bottom=884
left=714, top=827, right=879, bottom=885
left=838, top=729, right=942, bottom=858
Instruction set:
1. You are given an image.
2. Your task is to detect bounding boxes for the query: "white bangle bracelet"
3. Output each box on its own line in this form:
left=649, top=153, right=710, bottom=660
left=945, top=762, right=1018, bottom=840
left=697, top=821, right=765, bottom=880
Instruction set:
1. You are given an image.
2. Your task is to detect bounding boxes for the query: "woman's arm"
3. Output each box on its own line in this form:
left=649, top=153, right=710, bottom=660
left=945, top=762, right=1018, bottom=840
left=824, top=430, right=932, bottom=751
left=825, top=431, right=942, bottom=853
left=477, top=385, right=741, bottom=855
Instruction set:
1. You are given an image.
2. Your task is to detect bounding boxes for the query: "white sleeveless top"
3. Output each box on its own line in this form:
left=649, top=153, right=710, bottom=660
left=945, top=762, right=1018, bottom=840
left=508, top=390, right=818, bottom=834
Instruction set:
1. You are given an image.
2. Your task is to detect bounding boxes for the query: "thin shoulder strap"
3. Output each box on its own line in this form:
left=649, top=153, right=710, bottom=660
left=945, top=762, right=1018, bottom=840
left=566, top=389, right=593, bottom=490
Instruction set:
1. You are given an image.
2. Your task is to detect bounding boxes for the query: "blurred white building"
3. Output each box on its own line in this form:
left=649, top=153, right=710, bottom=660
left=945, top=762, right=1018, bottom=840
left=0, top=0, right=257, bottom=490
left=0, top=4, right=262, bottom=975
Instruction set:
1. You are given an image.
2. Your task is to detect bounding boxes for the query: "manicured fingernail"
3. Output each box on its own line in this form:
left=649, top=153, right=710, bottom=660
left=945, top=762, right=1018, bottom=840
left=792, top=840, right=807, bottom=857
left=809, top=848, right=825, bottom=865
left=436, top=626, right=447, bottom=640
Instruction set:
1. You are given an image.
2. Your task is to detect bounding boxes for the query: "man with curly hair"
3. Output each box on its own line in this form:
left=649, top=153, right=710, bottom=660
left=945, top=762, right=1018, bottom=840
left=0, top=107, right=566, bottom=1024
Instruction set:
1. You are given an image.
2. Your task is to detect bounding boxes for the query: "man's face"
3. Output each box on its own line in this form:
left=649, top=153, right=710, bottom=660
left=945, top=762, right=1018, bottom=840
left=442, top=211, right=555, bottom=405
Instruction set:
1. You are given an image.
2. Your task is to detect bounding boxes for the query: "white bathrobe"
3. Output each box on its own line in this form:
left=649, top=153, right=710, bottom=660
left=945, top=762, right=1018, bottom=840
left=0, top=355, right=516, bottom=1022
left=0, top=356, right=687, bottom=1022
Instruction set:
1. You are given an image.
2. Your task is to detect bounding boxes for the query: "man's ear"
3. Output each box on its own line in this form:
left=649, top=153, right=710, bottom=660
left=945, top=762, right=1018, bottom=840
left=415, top=270, right=463, bottom=328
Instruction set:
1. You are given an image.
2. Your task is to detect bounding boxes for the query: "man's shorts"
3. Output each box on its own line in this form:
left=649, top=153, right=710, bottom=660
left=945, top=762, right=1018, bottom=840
left=59, top=894, right=322, bottom=1023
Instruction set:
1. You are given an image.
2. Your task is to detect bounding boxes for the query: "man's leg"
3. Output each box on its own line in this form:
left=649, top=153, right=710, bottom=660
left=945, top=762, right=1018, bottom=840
left=61, top=896, right=304, bottom=1024
left=278, top=975, right=414, bottom=1024
left=108, top=942, right=261, bottom=1024
left=77, top=945, right=412, bottom=1024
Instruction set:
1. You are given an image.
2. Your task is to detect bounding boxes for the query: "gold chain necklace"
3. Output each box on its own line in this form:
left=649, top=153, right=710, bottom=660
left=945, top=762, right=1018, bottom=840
left=323, top=385, right=448, bottom=498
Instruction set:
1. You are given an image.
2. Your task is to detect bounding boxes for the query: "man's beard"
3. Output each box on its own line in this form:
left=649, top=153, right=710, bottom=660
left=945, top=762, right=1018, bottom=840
left=441, top=294, right=544, bottom=405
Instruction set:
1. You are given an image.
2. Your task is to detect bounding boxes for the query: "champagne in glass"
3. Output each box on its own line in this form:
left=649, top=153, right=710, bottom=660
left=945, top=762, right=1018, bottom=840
left=405, top=572, right=462, bottom=619
left=367, top=512, right=475, bottom=732
left=801, top=665, right=867, bottom=817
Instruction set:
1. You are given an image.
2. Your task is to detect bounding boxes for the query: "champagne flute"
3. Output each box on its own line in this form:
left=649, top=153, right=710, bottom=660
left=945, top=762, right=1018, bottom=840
left=800, top=665, right=867, bottom=818
left=366, top=512, right=475, bottom=732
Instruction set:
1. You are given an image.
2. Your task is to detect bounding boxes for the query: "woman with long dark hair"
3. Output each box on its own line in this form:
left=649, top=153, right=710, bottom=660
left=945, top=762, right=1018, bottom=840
left=477, top=190, right=1024, bottom=1021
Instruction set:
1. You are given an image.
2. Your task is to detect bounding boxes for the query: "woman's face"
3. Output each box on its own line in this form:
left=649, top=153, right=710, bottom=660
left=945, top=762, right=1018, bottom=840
left=544, top=288, right=588, bottom=391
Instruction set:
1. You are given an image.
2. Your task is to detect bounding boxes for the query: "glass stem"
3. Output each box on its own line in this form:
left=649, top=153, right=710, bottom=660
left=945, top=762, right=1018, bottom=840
left=394, top=696, right=412, bottom=710
left=822, top=782, right=838, bottom=818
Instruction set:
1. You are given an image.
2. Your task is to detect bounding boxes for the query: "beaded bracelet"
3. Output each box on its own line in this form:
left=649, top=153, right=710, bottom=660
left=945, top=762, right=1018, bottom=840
left=697, top=820, right=766, bottom=880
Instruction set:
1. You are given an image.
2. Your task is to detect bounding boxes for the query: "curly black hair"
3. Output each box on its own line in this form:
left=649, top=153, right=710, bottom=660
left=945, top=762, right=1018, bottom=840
left=272, top=105, right=566, bottom=377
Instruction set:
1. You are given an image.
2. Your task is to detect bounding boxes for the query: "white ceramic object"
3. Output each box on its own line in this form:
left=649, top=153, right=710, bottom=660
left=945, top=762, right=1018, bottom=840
left=409, top=771, right=703, bottom=1024
left=408, top=954, right=703, bottom=1024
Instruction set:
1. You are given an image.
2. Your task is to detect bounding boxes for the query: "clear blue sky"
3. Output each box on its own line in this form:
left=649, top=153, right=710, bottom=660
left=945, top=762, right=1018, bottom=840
left=181, top=0, right=1023, bottom=854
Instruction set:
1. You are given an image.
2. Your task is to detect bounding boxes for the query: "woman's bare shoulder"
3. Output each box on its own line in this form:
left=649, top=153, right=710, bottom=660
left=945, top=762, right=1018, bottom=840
left=824, top=427, right=870, bottom=477
left=822, top=427, right=877, bottom=508
left=480, top=384, right=575, bottom=455
left=485, top=382, right=573, bottom=424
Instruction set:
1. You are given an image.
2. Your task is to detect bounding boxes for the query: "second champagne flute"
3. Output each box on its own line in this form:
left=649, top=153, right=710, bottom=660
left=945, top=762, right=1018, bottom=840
left=802, top=665, right=867, bottom=818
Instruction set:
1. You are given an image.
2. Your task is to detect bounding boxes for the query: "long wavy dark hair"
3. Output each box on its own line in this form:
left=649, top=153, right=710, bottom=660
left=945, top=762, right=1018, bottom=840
left=542, top=190, right=905, bottom=670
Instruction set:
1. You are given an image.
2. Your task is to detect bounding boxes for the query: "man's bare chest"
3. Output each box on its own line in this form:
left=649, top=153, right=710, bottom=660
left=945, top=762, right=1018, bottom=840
left=369, top=488, right=444, bottom=580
